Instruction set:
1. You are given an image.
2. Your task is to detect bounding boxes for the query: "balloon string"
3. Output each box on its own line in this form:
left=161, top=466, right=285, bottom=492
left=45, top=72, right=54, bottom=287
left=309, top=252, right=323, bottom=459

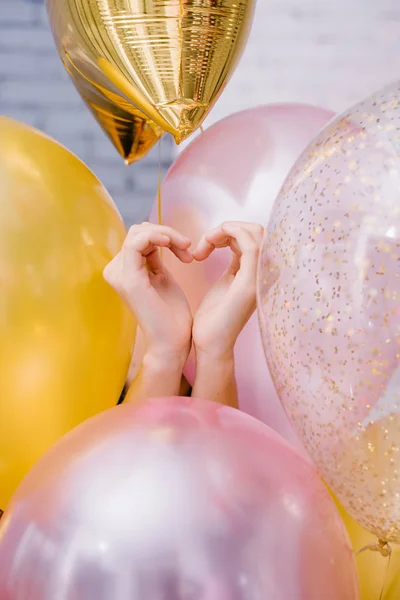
left=356, top=539, right=392, bottom=600
left=200, top=125, right=204, bottom=134
left=356, top=539, right=392, bottom=558
left=157, top=140, right=163, bottom=260
left=379, top=552, right=392, bottom=600
left=157, top=140, right=163, bottom=226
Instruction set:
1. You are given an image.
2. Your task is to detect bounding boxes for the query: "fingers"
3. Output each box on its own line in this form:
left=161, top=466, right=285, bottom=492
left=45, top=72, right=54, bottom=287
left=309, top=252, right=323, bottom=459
left=103, top=222, right=193, bottom=292
left=224, top=222, right=264, bottom=278
left=138, top=223, right=192, bottom=254
left=125, top=223, right=193, bottom=265
left=192, top=225, right=240, bottom=261
left=221, top=223, right=261, bottom=282
left=221, top=221, right=264, bottom=247
left=103, top=230, right=170, bottom=291
left=118, top=223, right=192, bottom=271
left=221, top=221, right=264, bottom=237
left=192, top=223, right=264, bottom=278
left=228, top=252, right=241, bottom=276
left=122, top=230, right=172, bottom=272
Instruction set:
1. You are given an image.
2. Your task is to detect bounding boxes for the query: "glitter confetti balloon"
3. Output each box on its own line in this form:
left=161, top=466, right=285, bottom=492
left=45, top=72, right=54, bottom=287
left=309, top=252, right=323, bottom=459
left=0, top=398, right=359, bottom=600
left=258, top=81, right=400, bottom=544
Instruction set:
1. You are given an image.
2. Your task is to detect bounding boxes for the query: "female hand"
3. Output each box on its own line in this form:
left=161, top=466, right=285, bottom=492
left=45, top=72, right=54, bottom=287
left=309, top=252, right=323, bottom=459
left=103, top=222, right=193, bottom=370
left=192, top=222, right=264, bottom=363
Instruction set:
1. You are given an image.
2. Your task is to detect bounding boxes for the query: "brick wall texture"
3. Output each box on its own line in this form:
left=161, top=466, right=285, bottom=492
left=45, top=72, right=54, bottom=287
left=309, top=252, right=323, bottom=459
left=1, top=0, right=399, bottom=224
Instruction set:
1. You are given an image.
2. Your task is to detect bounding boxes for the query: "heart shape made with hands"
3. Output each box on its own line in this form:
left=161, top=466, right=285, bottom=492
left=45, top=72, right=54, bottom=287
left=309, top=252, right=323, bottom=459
left=129, top=104, right=334, bottom=454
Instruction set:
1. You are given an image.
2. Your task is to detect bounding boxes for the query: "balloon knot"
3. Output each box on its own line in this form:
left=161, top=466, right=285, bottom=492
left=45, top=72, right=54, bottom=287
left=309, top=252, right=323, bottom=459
left=0, top=509, right=3, bottom=521
left=356, top=539, right=392, bottom=558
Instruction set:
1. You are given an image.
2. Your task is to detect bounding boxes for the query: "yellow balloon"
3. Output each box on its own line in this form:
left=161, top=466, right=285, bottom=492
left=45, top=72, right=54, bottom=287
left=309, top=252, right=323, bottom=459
left=334, top=499, right=400, bottom=600
left=46, top=0, right=255, bottom=164
left=0, top=117, right=136, bottom=509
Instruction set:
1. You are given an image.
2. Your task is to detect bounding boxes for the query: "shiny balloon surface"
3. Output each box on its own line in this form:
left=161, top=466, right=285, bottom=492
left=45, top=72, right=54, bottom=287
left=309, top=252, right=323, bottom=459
left=46, top=0, right=255, bottom=163
left=258, top=81, right=400, bottom=542
left=0, top=117, right=135, bottom=509
left=0, top=397, right=359, bottom=600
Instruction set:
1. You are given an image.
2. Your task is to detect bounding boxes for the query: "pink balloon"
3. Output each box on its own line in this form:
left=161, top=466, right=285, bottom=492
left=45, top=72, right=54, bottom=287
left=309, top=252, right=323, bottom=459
left=0, top=397, right=359, bottom=599
left=257, top=82, right=400, bottom=542
left=148, top=104, right=334, bottom=452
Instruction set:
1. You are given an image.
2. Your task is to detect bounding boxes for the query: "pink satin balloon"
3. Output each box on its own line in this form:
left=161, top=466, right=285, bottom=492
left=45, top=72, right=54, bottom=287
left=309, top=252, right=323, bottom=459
left=146, top=104, right=334, bottom=451
left=0, top=397, right=359, bottom=600
left=258, top=82, right=400, bottom=543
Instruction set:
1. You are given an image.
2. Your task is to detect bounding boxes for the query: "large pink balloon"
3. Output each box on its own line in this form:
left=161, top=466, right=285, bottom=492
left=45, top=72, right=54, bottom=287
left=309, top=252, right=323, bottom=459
left=258, top=82, right=400, bottom=543
left=148, top=104, right=334, bottom=451
left=0, top=397, right=359, bottom=599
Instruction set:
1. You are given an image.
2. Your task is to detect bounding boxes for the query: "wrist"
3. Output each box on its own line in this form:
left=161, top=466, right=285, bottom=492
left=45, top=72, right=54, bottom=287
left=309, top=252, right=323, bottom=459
left=195, top=347, right=235, bottom=372
left=125, top=347, right=188, bottom=405
left=194, top=343, right=235, bottom=365
left=192, top=348, right=237, bottom=409
left=142, top=346, right=189, bottom=376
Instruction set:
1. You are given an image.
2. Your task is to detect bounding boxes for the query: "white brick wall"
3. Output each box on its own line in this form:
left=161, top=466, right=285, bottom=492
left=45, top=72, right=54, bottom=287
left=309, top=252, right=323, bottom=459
left=1, top=0, right=399, bottom=217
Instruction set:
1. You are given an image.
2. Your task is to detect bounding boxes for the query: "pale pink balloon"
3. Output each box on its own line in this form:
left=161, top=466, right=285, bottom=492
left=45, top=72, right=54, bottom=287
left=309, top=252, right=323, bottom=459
left=258, top=82, right=400, bottom=542
left=146, top=104, right=334, bottom=452
left=0, top=397, right=360, bottom=599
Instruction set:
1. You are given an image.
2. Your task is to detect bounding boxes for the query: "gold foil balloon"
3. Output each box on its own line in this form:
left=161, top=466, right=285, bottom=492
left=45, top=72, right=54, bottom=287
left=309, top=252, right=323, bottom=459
left=258, top=81, right=400, bottom=543
left=60, top=35, right=164, bottom=165
left=46, top=0, right=255, bottom=164
left=0, top=117, right=135, bottom=509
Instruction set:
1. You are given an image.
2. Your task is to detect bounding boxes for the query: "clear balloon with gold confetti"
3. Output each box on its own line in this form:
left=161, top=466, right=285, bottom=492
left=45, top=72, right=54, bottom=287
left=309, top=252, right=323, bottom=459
left=258, top=81, right=400, bottom=544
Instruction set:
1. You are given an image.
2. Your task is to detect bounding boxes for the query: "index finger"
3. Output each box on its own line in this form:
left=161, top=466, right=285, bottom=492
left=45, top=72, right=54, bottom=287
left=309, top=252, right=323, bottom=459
left=191, top=227, right=236, bottom=261
left=126, top=223, right=191, bottom=251
left=220, top=223, right=261, bottom=282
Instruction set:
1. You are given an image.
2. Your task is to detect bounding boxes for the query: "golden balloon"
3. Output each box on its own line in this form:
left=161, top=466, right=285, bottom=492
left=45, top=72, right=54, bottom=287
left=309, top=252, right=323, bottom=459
left=0, top=117, right=136, bottom=509
left=46, top=0, right=255, bottom=164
